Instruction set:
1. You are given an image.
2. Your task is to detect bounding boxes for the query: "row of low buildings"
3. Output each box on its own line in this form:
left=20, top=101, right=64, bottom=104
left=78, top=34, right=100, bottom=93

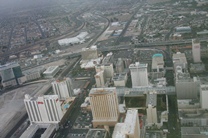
left=0, top=61, right=65, bottom=88
left=171, top=40, right=208, bottom=138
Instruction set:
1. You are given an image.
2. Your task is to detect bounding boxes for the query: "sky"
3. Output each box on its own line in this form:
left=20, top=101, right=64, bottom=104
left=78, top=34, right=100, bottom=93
left=0, top=0, right=58, bottom=15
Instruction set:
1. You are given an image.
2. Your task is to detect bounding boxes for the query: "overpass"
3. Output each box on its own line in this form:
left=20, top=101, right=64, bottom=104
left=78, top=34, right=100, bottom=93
left=116, top=86, right=176, bottom=96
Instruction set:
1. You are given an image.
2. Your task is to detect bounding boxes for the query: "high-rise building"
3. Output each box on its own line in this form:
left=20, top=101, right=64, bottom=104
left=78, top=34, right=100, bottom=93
left=192, top=39, right=201, bottom=63
left=95, top=63, right=114, bottom=80
left=95, top=70, right=105, bottom=87
left=175, top=66, right=200, bottom=99
left=51, top=78, right=73, bottom=100
left=129, top=62, right=148, bottom=87
left=0, top=62, right=24, bottom=87
left=24, top=94, right=63, bottom=124
left=115, top=58, right=124, bottom=73
left=89, top=87, right=119, bottom=127
left=112, top=109, right=140, bottom=138
left=123, top=58, right=132, bottom=69
left=152, top=54, right=164, bottom=72
left=172, top=52, right=187, bottom=71
left=200, top=85, right=208, bottom=109
left=146, top=94, right=158, bottom=124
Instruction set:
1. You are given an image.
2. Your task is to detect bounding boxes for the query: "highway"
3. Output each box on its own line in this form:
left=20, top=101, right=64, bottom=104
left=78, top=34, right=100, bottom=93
left=66, top=37, right=208, bottom=59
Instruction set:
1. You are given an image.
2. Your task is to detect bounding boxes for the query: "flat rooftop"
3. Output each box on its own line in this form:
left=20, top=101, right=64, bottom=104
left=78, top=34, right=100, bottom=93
left=201, top=85, right=208, bottom=91
left=0, top=62, right=19, bottom=70
left=113, top=72, right=127, bottom=81
left=146, top=93, right=157, bottom=106
left=129, top=62, right=147, bottom=68
left=89, top=87, right=116, bottom=95
left=117, top=86, right=175, bottom=96
left=82, top=45, right=97, bottom=51
left=23, top=66, right=45, bottom=75
left=20, top=124, right=39, bottom=138
left=172, top=52, right=187, bottom=65
left=43, top=66, right=59, bottom=74
left=182, top=127, right=208, bottom=135
left=112, top=109, right=138, bottom=138
left=192, top=38, right=200, bottom=44
left=152, top=54, right=164, bottom=69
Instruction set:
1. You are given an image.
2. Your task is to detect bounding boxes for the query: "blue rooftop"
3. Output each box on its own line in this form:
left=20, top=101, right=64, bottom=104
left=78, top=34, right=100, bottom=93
left=153, top=53, right=163, bottom=58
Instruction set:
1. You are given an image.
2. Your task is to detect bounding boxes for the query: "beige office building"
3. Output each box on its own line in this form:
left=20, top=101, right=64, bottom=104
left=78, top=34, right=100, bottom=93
left=89, top=87, right=119, bottom=127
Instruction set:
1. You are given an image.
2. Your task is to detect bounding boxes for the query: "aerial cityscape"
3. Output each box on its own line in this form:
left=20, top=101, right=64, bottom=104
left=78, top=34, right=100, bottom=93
left=0, top=0, right=208, bottom=138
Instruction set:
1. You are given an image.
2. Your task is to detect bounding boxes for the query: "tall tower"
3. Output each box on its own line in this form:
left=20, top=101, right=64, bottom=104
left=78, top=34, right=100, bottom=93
left=89, top=87, right=119, bottom=127
left=24, top=94, right=63, bottom=123
left=112, top=109, right=140, bottom=138
left=129, top=62, right=148, bottom=87
left=192, top=39, right=201, bottom=63
left=51, top=78, right=73, bottom=100
left=95, top=70, right=105, bottom=87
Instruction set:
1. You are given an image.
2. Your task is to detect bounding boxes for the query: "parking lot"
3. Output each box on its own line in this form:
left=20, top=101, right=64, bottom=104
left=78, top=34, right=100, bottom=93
left=73, top=110, right=93, bottom=129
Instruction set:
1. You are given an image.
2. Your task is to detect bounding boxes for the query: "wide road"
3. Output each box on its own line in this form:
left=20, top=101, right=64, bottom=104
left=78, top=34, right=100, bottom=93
left=167, top=95, right=181, bottom=138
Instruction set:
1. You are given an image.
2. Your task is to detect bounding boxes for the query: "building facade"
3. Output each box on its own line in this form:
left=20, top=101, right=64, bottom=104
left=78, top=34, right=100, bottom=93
left=200, top=85, right=208, bottom=109
left=89, top=87, right=119, bottom=127
left=24, top=94, right=63, bottom=124
left=129, top=62, right=148, bottom=87
left=95, top=70, right=105, bottom=87
left=146, top=94, right=158, bottom=124
left=51, top=78, right=73, bottom=100
left=43, top=66, right=60, bottom=79
left=175, top=66, right=200, bottom=99
left=192, top=39, right=201, bottom=63
left=112, top=109, right=140, bottom=138
left=0, top=62, right=24, bottom=87
left=172, top=52, right=187, bottom=71
left=115, top=58, right=124, bottom=73
left=113, top=72, right=128, bottom=87
left=95, top=64, right=114, bottom=79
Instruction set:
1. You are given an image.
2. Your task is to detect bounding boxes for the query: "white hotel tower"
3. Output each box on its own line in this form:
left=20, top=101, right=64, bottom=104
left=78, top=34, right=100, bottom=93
left=51, top=78, right=73, bottom=100
left=89, top=87, right=119, bottom=127
left=24, top=94, right=63, bottom=124
left=129, top=62, right=148, bottom=87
